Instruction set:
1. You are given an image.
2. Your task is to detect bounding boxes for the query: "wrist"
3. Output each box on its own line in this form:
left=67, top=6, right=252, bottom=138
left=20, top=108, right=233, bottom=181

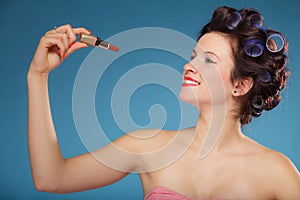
left=27, top=63, right=50, bottom=77
left=27, top=69, right=49, bottom=82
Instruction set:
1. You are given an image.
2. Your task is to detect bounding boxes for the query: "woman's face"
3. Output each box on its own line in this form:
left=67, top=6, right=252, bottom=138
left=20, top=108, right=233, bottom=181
left=179, top=32, right=236, bottom=109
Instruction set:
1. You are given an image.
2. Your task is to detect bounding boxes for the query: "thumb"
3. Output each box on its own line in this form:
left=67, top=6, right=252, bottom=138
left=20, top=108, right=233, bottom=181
left=63, top=42, right=88, bottom=59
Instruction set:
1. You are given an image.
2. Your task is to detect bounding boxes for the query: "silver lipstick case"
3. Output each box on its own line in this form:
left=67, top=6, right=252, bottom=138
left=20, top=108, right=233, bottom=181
left=79, top=33, right=109, bottom=49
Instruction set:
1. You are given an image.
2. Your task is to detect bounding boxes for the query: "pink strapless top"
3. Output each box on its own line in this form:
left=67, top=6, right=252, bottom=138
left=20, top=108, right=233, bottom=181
left=144, top=186, right=226, bottom=200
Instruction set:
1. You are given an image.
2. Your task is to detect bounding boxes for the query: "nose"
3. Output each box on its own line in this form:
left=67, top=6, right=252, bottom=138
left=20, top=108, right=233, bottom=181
left=183, top=62, right=198, bottom=75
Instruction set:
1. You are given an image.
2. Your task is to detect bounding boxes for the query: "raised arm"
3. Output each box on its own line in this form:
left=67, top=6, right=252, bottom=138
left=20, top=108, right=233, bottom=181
left=27, top=24, right=135, bottom=193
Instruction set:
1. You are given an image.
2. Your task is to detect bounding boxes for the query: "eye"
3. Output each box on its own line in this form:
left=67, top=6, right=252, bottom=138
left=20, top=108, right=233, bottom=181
left=205, top=57, right=217, bottom=64
left=191, top=51, right=196, bottom=60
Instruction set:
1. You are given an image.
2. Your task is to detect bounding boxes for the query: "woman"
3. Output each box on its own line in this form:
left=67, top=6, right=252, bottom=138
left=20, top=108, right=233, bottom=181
left=27, top=6, right=300, bottom=199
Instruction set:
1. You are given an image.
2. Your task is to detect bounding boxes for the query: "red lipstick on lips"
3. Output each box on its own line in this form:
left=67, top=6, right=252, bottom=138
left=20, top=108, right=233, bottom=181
left=182, top=76, right=201, bottom=87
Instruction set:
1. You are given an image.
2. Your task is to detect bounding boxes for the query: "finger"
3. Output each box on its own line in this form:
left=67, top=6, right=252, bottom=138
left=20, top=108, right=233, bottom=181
left=46, top=30, right=57, bottom=35
left=43, top=36, right=66, bottom=57
left=56, top=24, right=77, bottom=46
left=46, top=32, right=69, bottom=50
left=63, top=42, right=88, bottom=59
left=45, top=26, right=59, bottom=34
left=73, top=27, right=91, bottom=35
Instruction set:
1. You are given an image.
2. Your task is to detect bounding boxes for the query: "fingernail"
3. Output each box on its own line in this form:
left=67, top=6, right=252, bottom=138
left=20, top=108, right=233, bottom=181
left=68, top=42, right=75, bottom=48
left=88, top=30, right=92, bottom=34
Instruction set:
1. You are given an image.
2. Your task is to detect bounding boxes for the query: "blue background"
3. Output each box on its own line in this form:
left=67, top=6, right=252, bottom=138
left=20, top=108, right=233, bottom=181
left=1, top=0, right=299, bottom=199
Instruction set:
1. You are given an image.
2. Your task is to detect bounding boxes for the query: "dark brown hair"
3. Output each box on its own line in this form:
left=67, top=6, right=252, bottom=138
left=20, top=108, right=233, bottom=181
left=199, top=6, right=289, bottom=125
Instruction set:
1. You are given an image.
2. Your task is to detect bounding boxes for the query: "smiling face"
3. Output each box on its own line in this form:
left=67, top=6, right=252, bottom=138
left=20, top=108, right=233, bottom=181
left=179, top=32, right=236, bottom=110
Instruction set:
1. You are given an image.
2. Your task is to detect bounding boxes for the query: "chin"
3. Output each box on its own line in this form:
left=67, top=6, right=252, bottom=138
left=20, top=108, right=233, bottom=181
left=179, top=88, right=199, bottom=107
left=179, top=87, right=213, bottom=109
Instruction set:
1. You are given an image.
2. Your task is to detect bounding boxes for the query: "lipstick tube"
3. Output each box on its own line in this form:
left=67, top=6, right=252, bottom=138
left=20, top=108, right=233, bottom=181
left=79, top=33, right=119, bottom=52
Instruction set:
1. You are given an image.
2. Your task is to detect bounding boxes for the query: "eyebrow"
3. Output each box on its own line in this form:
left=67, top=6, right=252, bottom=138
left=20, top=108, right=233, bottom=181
left=192, top=50, right=220, bottom=61
left=205, top=51, right=220, bottom=61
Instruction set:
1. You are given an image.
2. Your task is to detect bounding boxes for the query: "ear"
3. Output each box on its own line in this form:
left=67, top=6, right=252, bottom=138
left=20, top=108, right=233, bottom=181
left=232, top=77, right=253, bottom=96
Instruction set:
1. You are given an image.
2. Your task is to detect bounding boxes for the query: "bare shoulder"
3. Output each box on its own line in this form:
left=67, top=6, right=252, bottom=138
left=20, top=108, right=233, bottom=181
left=244, top=136, right=300, bottom=198
left=262, top=148, right=299, bottom=179
left=245, top=137, right=299, bottom=176
left=264, top=149, right=300, bottom=198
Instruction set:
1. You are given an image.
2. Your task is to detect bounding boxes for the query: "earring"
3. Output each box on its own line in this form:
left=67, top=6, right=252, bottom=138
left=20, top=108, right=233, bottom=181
left=234, top=90, right=237, bottom=94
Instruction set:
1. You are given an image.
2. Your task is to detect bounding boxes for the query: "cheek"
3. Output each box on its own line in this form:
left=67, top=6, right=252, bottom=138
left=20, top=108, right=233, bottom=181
left=220, top=70, right=233, bottom=94
left=200, top=67, right=228, bottom=104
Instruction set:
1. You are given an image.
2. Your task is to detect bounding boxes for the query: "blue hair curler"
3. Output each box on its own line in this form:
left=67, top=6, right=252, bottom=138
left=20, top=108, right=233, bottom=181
left=252, top=96, right=265, bottom=109
left=252, top=108, right=262, bottom=117
left=248, top=13, right=266, bottom=33
left=226, top=11, right=242, bottom=30
left=266, top=33, right=284, bottom=53
left=248, top=13, right=264, bottom=27
left=244, top=39, right=264, bottom=57
left=258, top=71, right=272, bottom=83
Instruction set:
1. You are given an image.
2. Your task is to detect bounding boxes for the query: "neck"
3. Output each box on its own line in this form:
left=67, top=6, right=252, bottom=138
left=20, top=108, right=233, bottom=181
left=192, top=104, right=244, bottom=158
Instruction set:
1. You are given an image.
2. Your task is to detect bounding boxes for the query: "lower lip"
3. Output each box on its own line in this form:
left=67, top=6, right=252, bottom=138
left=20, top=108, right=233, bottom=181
left=181, top=83, right=200, bottom=87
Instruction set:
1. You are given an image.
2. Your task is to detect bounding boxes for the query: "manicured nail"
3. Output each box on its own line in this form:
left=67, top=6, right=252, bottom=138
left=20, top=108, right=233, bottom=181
left=68, top=42, right=75, bottom=48
left=88, top=30, right=92, bottom=34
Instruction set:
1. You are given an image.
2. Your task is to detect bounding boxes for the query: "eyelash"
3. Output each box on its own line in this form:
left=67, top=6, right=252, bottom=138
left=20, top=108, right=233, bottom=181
left=191, top=53, right=217, bottom=64
left=205, top=57, right=216, bottom=64
left=191, top=56, right=216, bottom=64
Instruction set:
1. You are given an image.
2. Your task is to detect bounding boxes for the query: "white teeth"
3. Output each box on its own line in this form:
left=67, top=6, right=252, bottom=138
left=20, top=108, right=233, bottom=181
left=183, top=80, right=200, bottom=85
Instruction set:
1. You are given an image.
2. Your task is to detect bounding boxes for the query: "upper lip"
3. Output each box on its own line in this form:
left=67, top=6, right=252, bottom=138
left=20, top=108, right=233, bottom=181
left=183, top=76, right=200, bottom=84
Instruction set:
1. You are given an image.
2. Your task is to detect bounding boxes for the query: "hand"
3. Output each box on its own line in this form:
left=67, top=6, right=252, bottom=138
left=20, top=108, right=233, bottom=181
left=28, top=24, right=91, bottom=76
